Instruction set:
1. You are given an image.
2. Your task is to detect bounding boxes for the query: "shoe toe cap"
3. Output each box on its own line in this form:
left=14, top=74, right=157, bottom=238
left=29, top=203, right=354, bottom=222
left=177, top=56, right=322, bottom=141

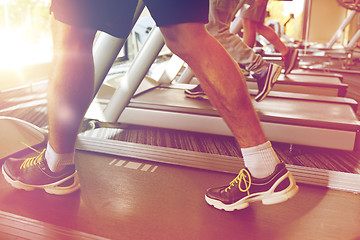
left=206, top=186, right=229, bottom=201
left=2, top=158, right=24, bottom=180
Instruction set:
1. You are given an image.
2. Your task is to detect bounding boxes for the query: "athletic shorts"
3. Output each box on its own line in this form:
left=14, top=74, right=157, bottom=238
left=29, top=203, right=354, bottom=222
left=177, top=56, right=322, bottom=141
left=242, top=0, right=268, bottom=23
left=50, top=0, right=209, bottom=38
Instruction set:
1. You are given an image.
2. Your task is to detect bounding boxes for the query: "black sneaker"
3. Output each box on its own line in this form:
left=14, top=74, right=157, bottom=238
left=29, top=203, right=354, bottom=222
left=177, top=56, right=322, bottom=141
left=184, top=64, right=249, bottom=100
left=239, top=64, right=250, bottom=77
left=252, top=63, right=282, bottom=102
left=205, top=163, right=298, bottom=211
left=184, top=85, right=208, bottom=100
left=283, top=47, right=299, bottom=75
left=2, top=149, right=80, bottom=195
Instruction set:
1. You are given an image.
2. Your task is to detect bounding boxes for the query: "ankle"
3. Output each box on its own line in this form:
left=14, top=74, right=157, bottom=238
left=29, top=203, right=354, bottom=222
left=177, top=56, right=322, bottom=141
left=282, top=48, right=289, bottom=57
left=45, top=143, right=75, bottom=172
left=241, top=141, right=280, bottom=178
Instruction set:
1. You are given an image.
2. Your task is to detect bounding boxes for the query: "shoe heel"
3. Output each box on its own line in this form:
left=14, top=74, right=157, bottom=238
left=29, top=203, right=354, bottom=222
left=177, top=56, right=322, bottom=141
left=262, top=173, right=299, bottom=205
left=44, top=171, right=81, bottom=195
left=262, top=185, right=299, bottom=205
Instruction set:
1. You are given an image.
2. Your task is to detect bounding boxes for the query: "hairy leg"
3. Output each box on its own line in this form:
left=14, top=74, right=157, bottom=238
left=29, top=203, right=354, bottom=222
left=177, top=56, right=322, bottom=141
left=242, top=18, right=258, bottom=48
left=256, top=23, right=288, bottom=55
left=48, top=18, right=97, bottom=154
left=160, top=23, right=267, bottom=148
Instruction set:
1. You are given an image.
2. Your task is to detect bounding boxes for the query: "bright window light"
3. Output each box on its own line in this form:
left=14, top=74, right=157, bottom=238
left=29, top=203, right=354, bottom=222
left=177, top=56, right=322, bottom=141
left=0, top=0, right=52, bottom=70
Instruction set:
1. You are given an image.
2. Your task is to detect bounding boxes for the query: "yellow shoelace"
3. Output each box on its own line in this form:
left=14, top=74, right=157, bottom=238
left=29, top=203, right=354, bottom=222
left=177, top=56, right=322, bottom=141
left=19, top=143, right=46, bottom=169
left=225, top=169, right=251, bottom=195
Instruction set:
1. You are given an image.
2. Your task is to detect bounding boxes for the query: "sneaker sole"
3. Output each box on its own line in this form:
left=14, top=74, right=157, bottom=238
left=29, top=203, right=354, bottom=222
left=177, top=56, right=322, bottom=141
left=184, top=93, right=209, bottom=100
left=284, top=49, right=299, bottom=75
left=1, top=165, right=80, bottom=195
left=255, top=64, right=282, bottom=102
left=205, top=171, right=299, bottom=211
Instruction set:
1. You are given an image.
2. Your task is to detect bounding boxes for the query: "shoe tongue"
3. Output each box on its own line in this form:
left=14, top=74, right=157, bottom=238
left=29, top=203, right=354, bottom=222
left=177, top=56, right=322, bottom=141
left=195, top=85, right=203, bottom=91
left=252, top=68, right=267, bottom=80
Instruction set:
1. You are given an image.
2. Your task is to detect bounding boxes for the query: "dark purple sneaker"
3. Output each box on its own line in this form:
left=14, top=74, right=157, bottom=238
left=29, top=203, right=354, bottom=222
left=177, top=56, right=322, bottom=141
left=205, top=163, right=298, bottom=211
left=2, top=149, right=80, bottom=195
left=283, top=47, right=299, bottom=75
left=184, top=84, right=208, bottom=100
left=252, top=63, right=282, bottom=102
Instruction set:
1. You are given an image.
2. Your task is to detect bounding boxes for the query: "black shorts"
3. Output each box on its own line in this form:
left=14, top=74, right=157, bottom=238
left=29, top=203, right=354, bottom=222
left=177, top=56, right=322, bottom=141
left=50, top=0, right=209, bottom=38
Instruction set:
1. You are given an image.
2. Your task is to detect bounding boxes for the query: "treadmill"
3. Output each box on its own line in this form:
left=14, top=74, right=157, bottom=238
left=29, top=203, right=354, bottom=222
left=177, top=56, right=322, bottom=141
left=84, top=24, right=360, bottom=151
left=174, top=58, right=348, bottom=97
left=87, top=81, right=359, bottom=151
left=261, top=9, right=360, bottom=75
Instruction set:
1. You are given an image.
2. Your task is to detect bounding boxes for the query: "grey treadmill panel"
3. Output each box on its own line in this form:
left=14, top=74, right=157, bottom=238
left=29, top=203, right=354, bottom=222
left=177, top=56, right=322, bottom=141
left=128, top=87, right=359, bottom=131
left=289, top=69, right=343, bottom=82
left=247, top=89, right=358, bottom=112
left=277, top=74, right=341, bottom=85
left=246, top=74, right=347, bottom=97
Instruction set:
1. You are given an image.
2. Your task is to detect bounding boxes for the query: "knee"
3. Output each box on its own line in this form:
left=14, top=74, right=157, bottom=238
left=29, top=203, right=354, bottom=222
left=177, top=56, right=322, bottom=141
left=161, top=31, right=191, bottom=58
left=52, top=19, right=96, bottom=54
left=160, top=23, right=207, bottom=60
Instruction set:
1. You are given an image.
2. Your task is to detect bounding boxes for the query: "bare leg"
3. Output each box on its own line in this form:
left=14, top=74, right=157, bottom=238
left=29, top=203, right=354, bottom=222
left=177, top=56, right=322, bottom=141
left=48, top=18, right=97, bottom=154
left=256, top=23, right=288, bottom=55
left=187, top=24, right=298, bottom=211
left=160, top=23, right=267, bottom=148
left=242, top=18, right=258, bottom=48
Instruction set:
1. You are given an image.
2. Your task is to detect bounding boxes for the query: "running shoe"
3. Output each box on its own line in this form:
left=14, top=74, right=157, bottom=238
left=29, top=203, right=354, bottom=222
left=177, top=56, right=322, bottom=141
left=2, top=149, right=80, bottom=195
left=239, top=64, right=250, bottom=77
left=283, top=47, right=299, bottom=75
left=252, top=63, right=282, bottom=102
left=184, top=65, right=249, bottom=100
left=205, top=163, right=298, bottom=211
left=184, top=85, right=208, bottom=100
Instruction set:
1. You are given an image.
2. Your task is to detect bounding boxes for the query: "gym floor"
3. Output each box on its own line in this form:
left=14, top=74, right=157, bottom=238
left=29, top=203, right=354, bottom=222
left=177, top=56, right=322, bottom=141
left=0, top=149, right=359, bottom=239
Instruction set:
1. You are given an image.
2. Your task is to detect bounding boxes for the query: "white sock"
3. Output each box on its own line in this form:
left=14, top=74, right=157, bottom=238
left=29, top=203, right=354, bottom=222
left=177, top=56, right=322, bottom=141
left=45, top=143, right=75, bottom=172
left=241, top=141, right=280, bottom=178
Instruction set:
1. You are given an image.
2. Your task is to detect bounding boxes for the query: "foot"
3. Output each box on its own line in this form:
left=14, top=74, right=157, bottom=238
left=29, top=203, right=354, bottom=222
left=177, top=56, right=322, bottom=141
left=184, top=84, right=208, bottom=100
left=252, top=63, right=282, bottom=102
left=184, top=64, right=250, bottom=100
left=239, top=64, right=250, bottom=77
left=205, top=163, right=298, bottom=211
left=283, top=47, right=299, bottom=75
left=2, top=149, right=80, bottom=195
